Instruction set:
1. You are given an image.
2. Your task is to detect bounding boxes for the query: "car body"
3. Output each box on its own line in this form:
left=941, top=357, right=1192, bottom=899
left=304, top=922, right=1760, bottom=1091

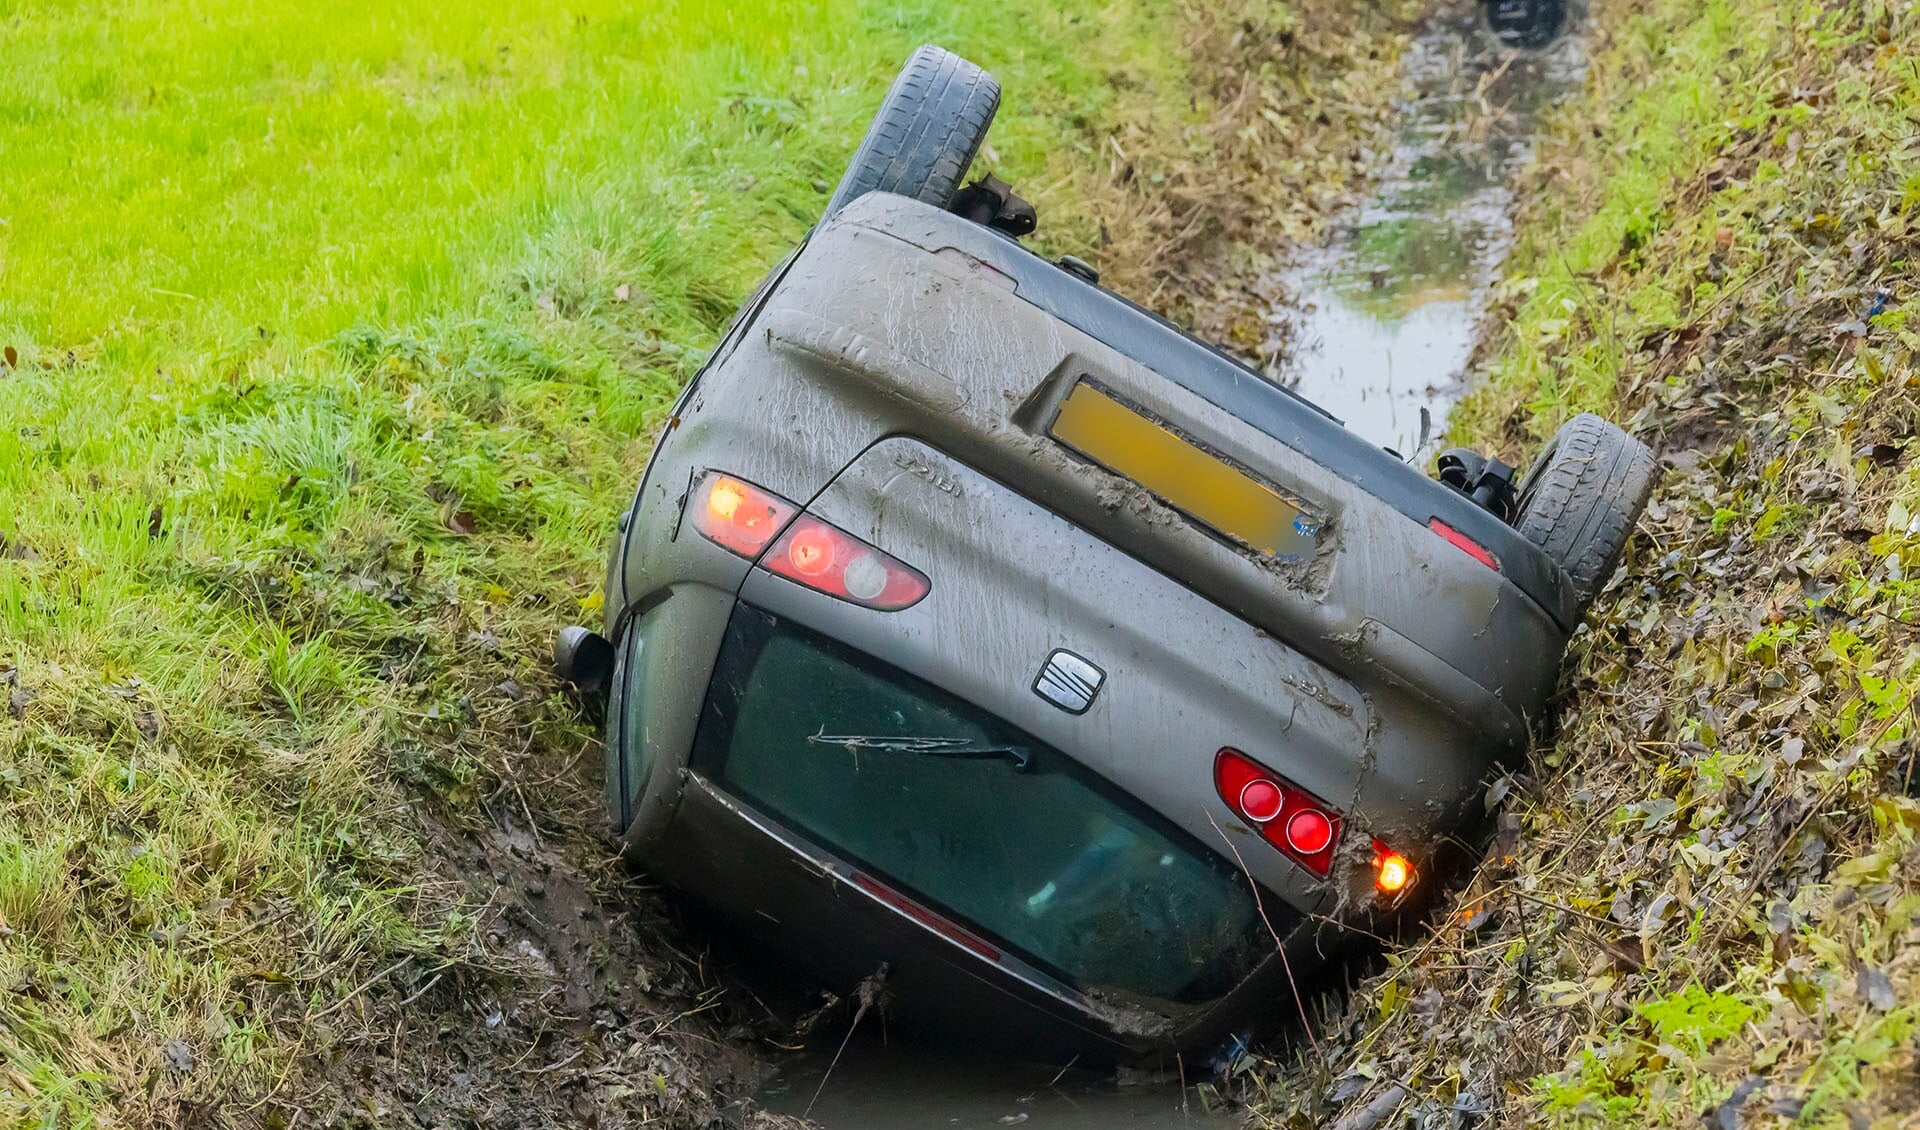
left=584, top=187, right=1588, bottom=1059
left=560, top=45, right=1652, bottom=1065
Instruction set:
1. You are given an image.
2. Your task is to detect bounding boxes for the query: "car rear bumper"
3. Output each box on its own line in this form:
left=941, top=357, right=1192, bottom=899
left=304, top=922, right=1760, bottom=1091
left=649, top=774, right=1319, bottom=1062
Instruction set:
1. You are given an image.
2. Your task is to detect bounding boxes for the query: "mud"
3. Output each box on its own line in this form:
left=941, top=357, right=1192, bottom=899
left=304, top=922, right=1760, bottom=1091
left=288, top=783, right=774, bottom=1129
left=758, top=1036, right=1232, bottom=1129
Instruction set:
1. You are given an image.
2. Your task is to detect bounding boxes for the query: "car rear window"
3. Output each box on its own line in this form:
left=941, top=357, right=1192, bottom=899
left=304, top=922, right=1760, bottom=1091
left=691, top=605, right=1270, bottom=1006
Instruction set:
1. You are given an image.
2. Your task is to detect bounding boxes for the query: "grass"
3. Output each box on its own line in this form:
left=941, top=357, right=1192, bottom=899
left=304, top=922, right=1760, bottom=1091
left=1253, top=0, right=1920, bottom=1125
left=0, top=0, right=1424, bottom=1125
left=0, top=0, right=1202, bottom=1124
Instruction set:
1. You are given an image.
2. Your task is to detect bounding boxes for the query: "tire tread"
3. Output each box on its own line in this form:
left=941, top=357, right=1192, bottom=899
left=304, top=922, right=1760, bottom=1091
left=825, top=45, right=999, bottom=218
left=1513, top=413, right=1657, bottom=611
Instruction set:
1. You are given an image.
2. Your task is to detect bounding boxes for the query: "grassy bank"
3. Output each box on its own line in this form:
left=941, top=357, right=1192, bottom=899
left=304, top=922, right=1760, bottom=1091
left=0, top=1, right=1412, bottom=1125
left=1257, top=0, right=1920, bottom=1125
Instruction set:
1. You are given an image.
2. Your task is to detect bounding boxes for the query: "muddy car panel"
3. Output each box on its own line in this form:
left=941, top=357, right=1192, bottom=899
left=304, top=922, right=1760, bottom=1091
left=612, top=194, right=1569, bottom=728
left=600, top=191, right=1577, bottom=1056
left=603, top=583, right=734, bottom=839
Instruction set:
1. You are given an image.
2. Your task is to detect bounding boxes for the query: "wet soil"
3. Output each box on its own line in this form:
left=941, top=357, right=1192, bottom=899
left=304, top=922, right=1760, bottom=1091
left=289, top=780, right=774, bottom=1129
left=1265, top=1, right=1584, bottom=453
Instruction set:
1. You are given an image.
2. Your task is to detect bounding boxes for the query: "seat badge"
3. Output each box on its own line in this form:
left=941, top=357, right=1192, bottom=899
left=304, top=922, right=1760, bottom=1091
left=1033, top=649, right=1105, bottom=715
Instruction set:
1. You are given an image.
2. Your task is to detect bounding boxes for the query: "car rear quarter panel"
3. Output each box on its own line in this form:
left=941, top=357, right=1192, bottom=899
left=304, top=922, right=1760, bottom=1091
left=604, top=583, right=735, bottom=844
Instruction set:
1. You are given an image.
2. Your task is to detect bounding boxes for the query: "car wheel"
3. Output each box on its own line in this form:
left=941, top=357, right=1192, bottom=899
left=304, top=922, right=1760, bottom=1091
left=1512, top=413, right=1657, bottom=611
left=823, top=45, right=999, bottom=220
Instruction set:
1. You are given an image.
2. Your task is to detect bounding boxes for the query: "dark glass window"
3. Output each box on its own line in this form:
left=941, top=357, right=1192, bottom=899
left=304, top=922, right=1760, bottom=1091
left=692, top=606, right=1268, bottom=1005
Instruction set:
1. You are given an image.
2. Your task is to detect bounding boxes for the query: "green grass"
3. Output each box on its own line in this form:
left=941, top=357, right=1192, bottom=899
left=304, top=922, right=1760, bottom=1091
left=1447, top=0, right=1788, bottom=441
left=0, top=0, right=1206, bottom=1123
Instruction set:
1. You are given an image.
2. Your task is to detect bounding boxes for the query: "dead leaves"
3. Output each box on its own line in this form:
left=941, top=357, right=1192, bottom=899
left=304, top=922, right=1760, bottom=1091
left=1259, top=0, right=1920, bottom=1123
left=1856, top=965, right=1895, bottom=1012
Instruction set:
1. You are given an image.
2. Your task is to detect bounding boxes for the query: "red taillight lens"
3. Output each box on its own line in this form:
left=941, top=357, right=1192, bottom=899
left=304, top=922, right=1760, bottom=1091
left=1429, top=517, right=1499, bottom=571
left=690, top=471, right=798, bottom=558
left=764, top=515, right=930, bottom=611
left=1238, top=779, right=1284, bottom=823
left=851, top=871, right=1000, bottom=961
left=1285, top=808, right=1335, bottom=855
left=1214, top=749, right=1342, bottom=876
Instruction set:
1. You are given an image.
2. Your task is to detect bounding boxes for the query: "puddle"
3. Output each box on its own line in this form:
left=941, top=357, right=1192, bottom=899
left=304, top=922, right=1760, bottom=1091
left=758, top=1035, right=1232, bottom=1129
left=1265, top=0, right=1585, bottom=454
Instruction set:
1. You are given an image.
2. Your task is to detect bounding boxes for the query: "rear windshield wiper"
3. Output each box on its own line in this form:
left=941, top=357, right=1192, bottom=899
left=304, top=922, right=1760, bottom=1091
left=807, top=729, right=1033, bottom=772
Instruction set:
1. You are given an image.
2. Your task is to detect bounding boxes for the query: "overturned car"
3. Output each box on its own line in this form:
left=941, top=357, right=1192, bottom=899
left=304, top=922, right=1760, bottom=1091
left=557, top=45, right=1654, bottom=1062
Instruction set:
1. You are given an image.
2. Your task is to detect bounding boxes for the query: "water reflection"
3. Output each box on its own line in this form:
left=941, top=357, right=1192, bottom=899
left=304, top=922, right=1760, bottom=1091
left=1486, top=0, right=1569, bottom=49
left=1266, top=0, right=1584, bottom=453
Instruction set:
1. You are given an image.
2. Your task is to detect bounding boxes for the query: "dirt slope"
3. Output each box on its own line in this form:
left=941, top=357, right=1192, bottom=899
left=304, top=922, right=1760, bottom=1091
left=1251, top=0, right=1920, bottom=1125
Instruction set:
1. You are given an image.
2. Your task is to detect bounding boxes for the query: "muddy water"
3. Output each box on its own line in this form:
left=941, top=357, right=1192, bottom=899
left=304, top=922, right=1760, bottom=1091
left=1267, top=1, right=1584, bottom=454
left=752, top=8, right=1581, bottom=1129
left=759, top=1036, right=1232, bottom=1128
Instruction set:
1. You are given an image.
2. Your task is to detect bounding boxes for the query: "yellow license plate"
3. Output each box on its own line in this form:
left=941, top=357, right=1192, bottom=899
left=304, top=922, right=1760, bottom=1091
left=1049, top=381, right=1318, bottom=560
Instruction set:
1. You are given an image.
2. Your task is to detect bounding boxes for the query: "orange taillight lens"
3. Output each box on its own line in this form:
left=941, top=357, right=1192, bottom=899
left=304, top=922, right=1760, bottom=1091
left=684, top=471, right=929, bottom=612
left=1372, top=840, right=1414, bottom=895
left=689, top=472, right=798, bottom=558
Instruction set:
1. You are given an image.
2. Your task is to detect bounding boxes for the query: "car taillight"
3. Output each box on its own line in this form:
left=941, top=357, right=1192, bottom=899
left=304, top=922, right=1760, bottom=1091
left=1214, top=749, right=1342, bottom=876
left=1372, top=839, right=1414, bottom=895
left=690, top=471, right=798, bottom=558
left=851, top=871, right=1000, bottom=961
left=685, top=471, right=931, bottom=610
left=1285, top=808, right=1335, bottom=855
left=764, top=515, right=930, bottom=611
left=1429, top=517, right=1499, bottom=571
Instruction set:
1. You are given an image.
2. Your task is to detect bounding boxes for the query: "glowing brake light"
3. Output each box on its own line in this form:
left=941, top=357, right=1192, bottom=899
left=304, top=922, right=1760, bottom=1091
left=690, top=472, right=797, bottom=557
left=1372, top=839, right=1414, bottom=895
left=1285, top=808, right=1335, bottom=855
left=1429, top=517, right=1499, bottom=571
left=1238, top=779, right=1284, bottom=823
left=1214, top=749, right=1342, bottom=876
left=765, top=515, right=930, bottom=611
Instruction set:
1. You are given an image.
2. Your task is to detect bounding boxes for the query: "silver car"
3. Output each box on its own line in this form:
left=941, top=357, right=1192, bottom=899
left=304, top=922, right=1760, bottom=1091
left=556, top=45, right=1653, bottom=1061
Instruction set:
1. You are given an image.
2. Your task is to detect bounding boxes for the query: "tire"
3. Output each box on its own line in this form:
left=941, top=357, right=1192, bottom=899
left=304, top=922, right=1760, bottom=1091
left=823, top=45, right=999, bottom=220
left=1512, top=413, right=1657, bottom=611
